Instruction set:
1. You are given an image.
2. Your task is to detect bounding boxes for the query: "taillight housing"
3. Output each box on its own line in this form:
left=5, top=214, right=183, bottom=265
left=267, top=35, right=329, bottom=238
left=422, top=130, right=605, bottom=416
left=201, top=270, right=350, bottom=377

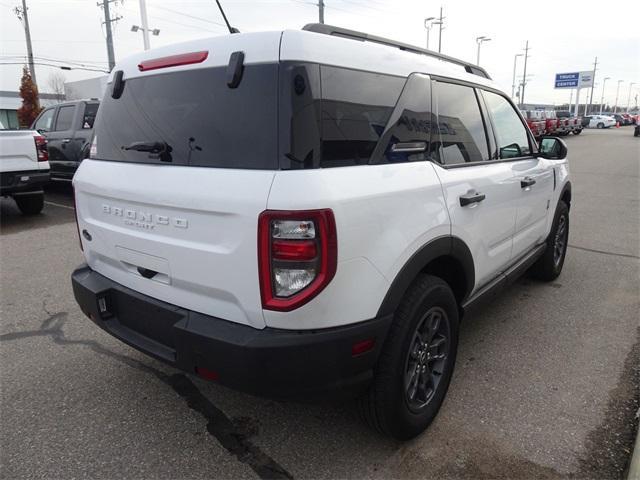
left=34, top=135, right=48, bottom=162
left=258, top=209, right=337, bottom=311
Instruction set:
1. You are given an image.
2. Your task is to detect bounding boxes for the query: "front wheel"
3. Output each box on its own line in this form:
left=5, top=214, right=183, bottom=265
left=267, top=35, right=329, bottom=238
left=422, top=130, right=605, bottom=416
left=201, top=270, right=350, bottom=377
left=358, top=275, right=459, bottom=440
left=573, top=129, right=582, bottom=135
left=530, top=200, right=569, bottom=281
left=14, top=193, right=44, bottom=215
left=597, top=122, right=604, bottom=129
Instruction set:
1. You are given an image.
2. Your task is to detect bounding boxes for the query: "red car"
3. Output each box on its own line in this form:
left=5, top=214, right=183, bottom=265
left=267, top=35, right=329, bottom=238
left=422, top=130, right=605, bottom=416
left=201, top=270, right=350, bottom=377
left=541, top=110, right=559, bottom=136
left=520, top=109, right=546, bottom=138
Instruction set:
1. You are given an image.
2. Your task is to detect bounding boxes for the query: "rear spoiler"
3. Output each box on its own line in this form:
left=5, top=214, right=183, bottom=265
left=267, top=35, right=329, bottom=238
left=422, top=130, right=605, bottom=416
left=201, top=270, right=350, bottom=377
left=303, top=23, right=491, bottom=80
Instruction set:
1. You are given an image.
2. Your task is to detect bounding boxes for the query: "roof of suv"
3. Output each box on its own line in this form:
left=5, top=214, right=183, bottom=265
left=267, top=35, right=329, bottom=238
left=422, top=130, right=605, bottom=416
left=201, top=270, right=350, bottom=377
left=109, top=27, right=499, bottom=91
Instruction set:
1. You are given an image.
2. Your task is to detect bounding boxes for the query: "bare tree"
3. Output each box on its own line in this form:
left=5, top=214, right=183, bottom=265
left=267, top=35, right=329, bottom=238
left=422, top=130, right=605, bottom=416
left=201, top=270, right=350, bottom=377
left=47, top=71, right=67, bottom=102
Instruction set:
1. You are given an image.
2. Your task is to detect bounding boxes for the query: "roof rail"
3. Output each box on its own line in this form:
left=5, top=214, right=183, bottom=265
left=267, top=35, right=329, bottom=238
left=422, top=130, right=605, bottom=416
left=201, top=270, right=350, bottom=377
left=302, top=23, right=491, bottom=80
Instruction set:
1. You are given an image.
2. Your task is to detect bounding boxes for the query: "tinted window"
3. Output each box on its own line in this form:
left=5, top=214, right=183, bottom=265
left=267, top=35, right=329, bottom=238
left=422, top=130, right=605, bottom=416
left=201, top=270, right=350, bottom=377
left=82, top=103, right=98, bottom=129
left=319, top=66, right=404, bottom=168
left=371, top=73, right=434, bottom=164
left=434, top=82, right=489, bottom=165
left=93, top=64, right=278, bottom=169
left=34, top=108, right=55, bottom=131
left=55, top=106, right=75, bottom=131
left=482, top=90, right=531, bottom=159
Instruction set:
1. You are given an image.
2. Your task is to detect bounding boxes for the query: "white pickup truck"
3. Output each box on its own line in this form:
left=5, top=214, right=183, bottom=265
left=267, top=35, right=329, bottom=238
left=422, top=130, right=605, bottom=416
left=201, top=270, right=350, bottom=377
left=0, top=122, right=50, bottom=215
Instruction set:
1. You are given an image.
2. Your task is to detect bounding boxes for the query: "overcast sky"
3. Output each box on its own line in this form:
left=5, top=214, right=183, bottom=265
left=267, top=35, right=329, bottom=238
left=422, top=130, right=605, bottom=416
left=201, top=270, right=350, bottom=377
left=1, top=0, right=639, bottom=107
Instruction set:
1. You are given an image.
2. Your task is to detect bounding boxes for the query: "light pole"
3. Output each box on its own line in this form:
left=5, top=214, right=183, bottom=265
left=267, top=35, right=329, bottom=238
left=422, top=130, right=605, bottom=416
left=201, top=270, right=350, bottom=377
left=424, top=17, right=435, bottom=49
left=613, top=80, right=623, bottom=113
left=475, top=36, right=491, bottom=65
left=599, top=77, right=610, bottom=114
left=437, top=6, right=445, bottom=53
left=626, top=82, right=636, bottom=112
left=511, top=53, right=523, bottom=99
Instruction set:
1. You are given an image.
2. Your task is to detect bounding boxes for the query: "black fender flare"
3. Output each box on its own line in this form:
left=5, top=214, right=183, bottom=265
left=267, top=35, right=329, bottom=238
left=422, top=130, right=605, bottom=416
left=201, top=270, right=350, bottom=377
left=376, top=236, right=475, bottom=317
left=559, top=180, right=572, bottom=209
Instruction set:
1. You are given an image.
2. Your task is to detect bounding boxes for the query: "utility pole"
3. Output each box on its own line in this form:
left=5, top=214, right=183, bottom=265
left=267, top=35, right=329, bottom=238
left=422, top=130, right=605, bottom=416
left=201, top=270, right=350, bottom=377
left=587, top=56, right=597, bottom=115
left=520, top=40, right=530, bottom=108
left=318, top=0, right=324, bottom=24
left=626, top=83, right=636, bottom=112
left=14, top=0, right=37, bottom=87
left=437, top=6, right=444, bottom=53
left=599, top=77, right=609, bottom=115
left=511, top=53, right=522, bottom=99
left=97, top=0, right=120, bottom=70
left=614, top=80, right=623, bottom=113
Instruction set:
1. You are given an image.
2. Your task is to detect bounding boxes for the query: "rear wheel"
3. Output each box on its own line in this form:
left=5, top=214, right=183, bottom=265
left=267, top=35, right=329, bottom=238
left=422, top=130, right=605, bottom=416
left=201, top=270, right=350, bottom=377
left=530, top=200, right=569, bottom=281
left=358, top=275, right=459, bottom=440
left=573, top=129, right=582, bottom=135
left=14, top=193, right=44, bottom=215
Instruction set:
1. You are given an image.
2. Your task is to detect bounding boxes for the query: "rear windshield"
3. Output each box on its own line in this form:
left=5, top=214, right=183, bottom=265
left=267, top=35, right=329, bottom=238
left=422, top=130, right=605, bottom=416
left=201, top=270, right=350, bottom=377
left=93, top=64, right=278, bottom=169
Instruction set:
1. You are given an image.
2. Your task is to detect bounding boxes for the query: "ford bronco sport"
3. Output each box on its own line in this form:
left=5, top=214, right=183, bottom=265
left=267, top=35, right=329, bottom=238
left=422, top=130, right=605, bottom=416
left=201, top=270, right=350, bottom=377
left=71, top=24, right=571, bottom=440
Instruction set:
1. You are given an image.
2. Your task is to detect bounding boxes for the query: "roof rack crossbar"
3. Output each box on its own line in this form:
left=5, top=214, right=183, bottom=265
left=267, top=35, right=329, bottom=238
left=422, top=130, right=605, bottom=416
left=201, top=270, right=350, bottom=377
left=302, top=23, right=491, bottom=80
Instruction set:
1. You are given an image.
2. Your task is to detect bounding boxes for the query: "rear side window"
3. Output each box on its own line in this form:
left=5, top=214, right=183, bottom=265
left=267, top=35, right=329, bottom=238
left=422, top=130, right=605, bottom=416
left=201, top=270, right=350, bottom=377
left=93, top=64, right=278, bottom=169
left=82, top=103, right=98, bottom=129
left=319, top=66, right=404, bottom=168
left=482, top=90, right=531, bottom=159
left=54, top=106, right=75, bottom=131
left=434, top=81, right=490, bottom=165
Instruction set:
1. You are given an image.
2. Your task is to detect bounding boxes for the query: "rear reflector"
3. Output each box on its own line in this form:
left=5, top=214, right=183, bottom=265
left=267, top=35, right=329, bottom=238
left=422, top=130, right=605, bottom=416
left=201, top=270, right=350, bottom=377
left=34, top=135, right=48, bottom=162
left=272, top=239, right=317, bottom=261
left=138, top=51, right=208, bottom=71
left=351, top=339, right=375, bottom=357
left=195, top=367, right=219, bottom=381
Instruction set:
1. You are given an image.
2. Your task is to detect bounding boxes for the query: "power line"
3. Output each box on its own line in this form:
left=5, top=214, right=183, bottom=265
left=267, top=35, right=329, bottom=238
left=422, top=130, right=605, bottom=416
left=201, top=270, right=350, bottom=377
left=0, top=62, right=109, bottom=73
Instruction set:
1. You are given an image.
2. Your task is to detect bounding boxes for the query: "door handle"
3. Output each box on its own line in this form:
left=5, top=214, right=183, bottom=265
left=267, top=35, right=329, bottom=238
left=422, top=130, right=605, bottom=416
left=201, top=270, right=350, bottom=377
left=459, top=191, right=486, bottom=207
left=61, top=138, right=71, bottom=144
left=521, top=177, right=536, bottom=188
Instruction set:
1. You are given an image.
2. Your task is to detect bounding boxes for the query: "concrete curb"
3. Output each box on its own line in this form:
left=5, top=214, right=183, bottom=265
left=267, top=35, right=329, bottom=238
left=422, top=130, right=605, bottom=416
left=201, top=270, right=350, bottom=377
left=629, top=412, right=640, bottom=480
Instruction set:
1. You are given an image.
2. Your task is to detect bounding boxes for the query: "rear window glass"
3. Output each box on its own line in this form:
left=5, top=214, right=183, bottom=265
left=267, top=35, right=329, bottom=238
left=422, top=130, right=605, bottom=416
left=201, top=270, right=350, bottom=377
left=83, top=103, right=98, bottom=129
left=93, top=65, right=278, bottom=169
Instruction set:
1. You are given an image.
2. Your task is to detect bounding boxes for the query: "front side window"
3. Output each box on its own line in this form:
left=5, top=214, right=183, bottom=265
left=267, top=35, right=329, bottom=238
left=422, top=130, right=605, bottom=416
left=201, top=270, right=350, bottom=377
left=434, top=81, right=490, bottom=165
left=482, top=91, right=531, bottom=159
left=54, top=105, right=75, bottom=131
left=34, top=108, right=55, bottom=131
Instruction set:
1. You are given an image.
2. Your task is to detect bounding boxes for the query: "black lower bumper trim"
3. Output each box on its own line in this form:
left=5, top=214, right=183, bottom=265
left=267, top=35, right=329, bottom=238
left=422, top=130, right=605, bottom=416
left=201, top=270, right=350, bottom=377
left=0, top=170, right=50, bottom=195
left=71, top=265, right=393, bottom=399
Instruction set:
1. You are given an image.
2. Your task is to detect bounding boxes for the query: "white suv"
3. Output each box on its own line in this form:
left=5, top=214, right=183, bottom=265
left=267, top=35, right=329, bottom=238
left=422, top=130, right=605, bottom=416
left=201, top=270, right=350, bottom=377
left=71, top=24, right=571, bottom=440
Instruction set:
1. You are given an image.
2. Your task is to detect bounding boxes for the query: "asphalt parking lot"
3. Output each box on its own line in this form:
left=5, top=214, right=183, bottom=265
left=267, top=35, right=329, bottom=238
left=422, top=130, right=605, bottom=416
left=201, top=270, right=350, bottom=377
left=1, top=127, right=639, bottom=479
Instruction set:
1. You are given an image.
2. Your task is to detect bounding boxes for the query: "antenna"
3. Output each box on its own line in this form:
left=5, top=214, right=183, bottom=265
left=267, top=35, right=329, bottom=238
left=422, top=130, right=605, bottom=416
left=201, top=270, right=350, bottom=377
left=214, top=0, right=239, bottom=34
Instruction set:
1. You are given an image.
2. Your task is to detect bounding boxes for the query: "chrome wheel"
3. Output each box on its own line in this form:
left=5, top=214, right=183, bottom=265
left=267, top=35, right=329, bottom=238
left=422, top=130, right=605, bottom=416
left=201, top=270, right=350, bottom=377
left=404, top=306, right=450, bottom=413
left=554, top=214, right=568, bottom=267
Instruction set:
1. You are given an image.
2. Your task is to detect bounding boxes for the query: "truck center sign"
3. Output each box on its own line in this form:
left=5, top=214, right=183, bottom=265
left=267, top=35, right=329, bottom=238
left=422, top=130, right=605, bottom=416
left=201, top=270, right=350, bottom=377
left=555, top=71, right=594, bottom=89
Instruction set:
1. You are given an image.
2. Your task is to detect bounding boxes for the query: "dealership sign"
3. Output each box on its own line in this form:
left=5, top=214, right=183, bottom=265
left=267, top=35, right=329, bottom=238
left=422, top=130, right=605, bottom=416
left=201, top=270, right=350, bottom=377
left=555, top=71, right=593, bottom=89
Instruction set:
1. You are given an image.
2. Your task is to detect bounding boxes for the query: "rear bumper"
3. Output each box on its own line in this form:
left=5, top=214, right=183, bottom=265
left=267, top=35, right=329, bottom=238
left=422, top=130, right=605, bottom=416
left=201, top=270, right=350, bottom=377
left=71, top=265, right=393, bottom=399
left=0, top=170, right=49, bottom=195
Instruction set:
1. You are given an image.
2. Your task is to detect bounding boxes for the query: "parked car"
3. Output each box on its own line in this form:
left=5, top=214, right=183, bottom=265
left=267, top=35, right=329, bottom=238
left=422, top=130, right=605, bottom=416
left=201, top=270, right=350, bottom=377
left=520, top=109, right=546, bottom=138
left=541, top=110, right=560, bottom=135
left=586, top=115, right=616, bottom=128
left=31, top=100, right=99, bottom=180
left=555, top=110, right=582, bottom=135
left=602, top=113, right=627, bottom=126
left=635, top=123, right=639, bottom=137
left=71, top=24, right=572, bottom=440
left=620, top=113, right=633, bottom=125
left=0, top=123, right=50, bottom=215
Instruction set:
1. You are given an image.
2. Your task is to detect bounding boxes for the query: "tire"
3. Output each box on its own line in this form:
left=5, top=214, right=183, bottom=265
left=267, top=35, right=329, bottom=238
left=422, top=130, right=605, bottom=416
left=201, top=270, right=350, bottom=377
left=573, top=129, right=582, bottom=135
left=530, top=200, right=569, bottom=281
left=358, top=275, right=459, bottom=440
left=14, top=193, right=44, bottom=215
left=597, top=122, right=604, bottom=129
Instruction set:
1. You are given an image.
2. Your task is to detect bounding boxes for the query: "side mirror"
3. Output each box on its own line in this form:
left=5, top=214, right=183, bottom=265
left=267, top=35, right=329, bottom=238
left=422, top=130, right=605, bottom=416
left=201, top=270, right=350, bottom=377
left=539, top=136, right=568, bottom=160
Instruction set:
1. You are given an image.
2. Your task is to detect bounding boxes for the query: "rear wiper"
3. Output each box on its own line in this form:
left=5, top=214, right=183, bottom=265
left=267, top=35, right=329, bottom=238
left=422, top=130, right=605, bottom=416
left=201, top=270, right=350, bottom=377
left=122, top=141, right=170, bottom=153
left=122, top=141, right=173, bottom=162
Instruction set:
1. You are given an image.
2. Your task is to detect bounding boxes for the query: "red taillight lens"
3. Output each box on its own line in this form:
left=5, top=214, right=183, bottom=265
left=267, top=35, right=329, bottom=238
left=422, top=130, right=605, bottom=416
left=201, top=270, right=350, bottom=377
left=73, top=185, right=83, bottom=251
left=138, top=51, right=208, bottom=71
left=34, top=135, right=48, bottom=162
left=258, top=209, right=337, bottom=312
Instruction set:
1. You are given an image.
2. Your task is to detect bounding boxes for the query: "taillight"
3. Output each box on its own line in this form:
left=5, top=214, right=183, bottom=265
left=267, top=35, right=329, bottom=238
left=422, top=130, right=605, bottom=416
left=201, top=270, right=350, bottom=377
left=73, top=185, right=83, bottom=251
left=138, top=51, right=208, bottom=71
left=34, top=135, right=48, bottom=162
left=258, top=209, right=337, bottom=311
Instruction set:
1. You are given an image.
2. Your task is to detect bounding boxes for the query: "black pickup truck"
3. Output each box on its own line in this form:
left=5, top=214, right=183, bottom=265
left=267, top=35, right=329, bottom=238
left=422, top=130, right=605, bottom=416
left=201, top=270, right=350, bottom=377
left=31, top=100, right=99, bottom=180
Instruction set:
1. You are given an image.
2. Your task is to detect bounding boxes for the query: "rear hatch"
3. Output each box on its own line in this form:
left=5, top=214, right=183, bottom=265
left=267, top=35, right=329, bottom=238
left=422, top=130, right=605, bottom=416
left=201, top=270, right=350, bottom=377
left=73, top=33, right=282, bottom=328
